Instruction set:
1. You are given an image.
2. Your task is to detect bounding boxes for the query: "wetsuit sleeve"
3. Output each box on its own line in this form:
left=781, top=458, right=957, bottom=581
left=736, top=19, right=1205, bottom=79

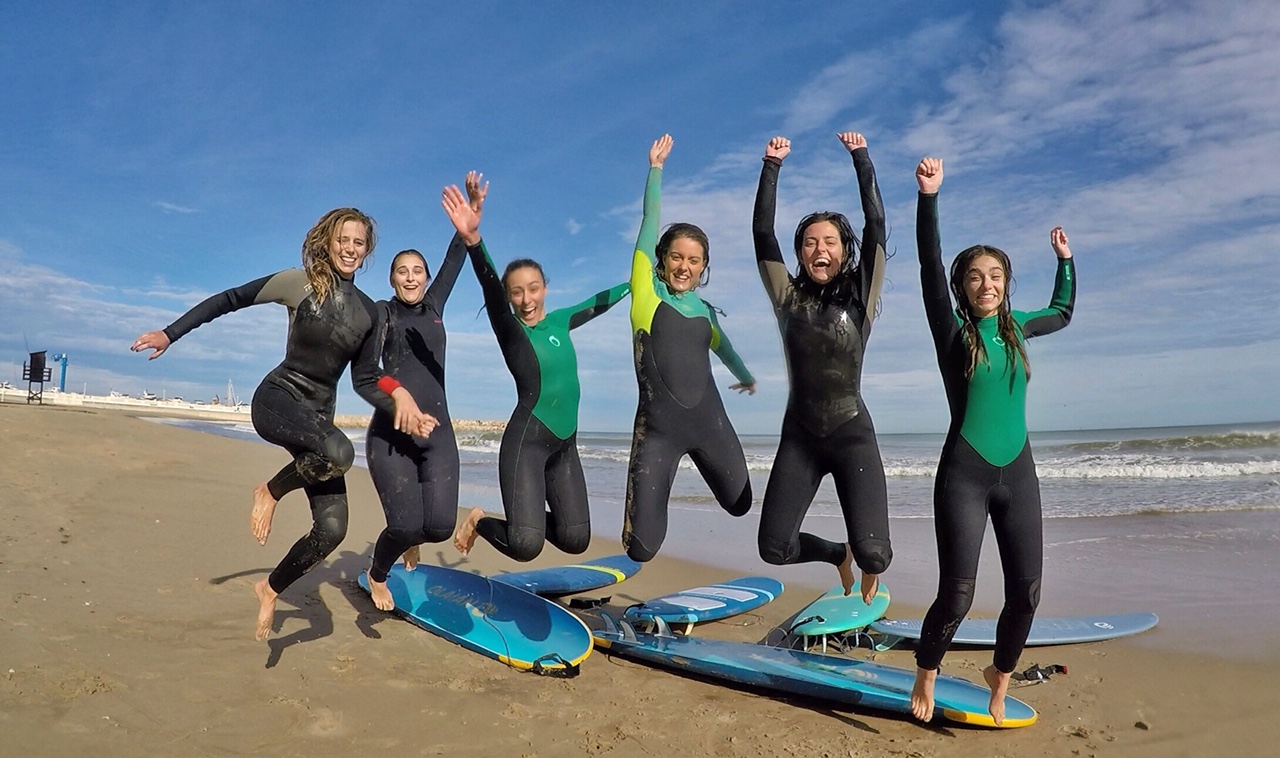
left=707, top=310, right=755, bottom=385
left=1019, top=258, right=1076, bottom=339
left=629, top=167, right=663, bottom=333
left=852, top=147, right=887, bottom=337
left=427, top=232, right=468, bottom=311
left=350, top=300, right=398, bottom=416
left=162, top=269, right=306, bottom=343
left=567, top=282, right=631, bottom=330
left=917, top=193, right=961, bottom=351
left=466, top=239, right=523, bottom=345
left=752, top=157, right=791, bottom=307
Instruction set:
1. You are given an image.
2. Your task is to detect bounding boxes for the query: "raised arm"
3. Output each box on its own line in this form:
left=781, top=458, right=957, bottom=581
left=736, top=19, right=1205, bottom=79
left=840, top=132, right=887, bottom=331
left=753, top=136, right=791, bottom=307
left=631, top=135, right=671, bottom=294
left=707, top=309, right=757, bottom=394
left=915, top=158, right=959, bottom=348
left=431, top=171, right=486, bottom=308
left=566, top=282, right=631, bottom=330
left=1021, top=227, right=1076, bottom=339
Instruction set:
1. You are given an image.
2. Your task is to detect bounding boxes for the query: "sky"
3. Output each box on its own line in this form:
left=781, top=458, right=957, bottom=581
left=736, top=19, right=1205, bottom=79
left=2, top=1, right=1278, bottom=434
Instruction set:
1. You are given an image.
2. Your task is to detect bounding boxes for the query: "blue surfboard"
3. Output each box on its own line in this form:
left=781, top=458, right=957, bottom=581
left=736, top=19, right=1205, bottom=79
left=624, top=576, right=784, bottom=628
left=358, top=564, right=593, bottom=672
left=789, top=580, right=891, bottom=638
left=870, top=612, right=1159, bottom=647
left=593, top=616, right=1035, bottom=728
left=491, top=554, right=642, bottom=597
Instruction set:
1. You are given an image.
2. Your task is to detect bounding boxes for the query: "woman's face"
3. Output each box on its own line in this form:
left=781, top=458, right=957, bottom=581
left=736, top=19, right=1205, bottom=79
left=799, top=220, right=844, bottom=284
left=505, top=265, right=547, bottom=326
left=661, top=236, right=706, bottom=293
left=327, top=219, right=371, bottom=277
left=390, top=254, right=428, bottom=305
left=963, top=253, right=1007, bottom=318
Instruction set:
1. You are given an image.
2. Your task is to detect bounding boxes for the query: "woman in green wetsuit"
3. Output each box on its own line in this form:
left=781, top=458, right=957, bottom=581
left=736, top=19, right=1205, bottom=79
left=445, top=174, right=630, bottom=561
left=623, top=134, right=757, bottom=562
left=910, top=157, right=1076, bottom=726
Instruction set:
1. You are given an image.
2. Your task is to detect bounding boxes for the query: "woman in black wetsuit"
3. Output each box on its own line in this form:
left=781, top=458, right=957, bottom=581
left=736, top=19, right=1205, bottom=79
left=910, top=158, right=1075, bottom=725
left=443, top=176, right=630, bottom=562
left=131, top=208, right=433, bottom=640
left=351, top=209, right=469, bottom=611
left=751, top=132, right=891, bottom=603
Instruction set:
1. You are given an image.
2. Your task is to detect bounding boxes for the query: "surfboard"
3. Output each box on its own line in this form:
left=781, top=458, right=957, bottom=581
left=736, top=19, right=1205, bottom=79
left=870, top=612, right=1159, bottom=647
left=593, top=616, right=1035, bottom=728
left=623, top=576, right=784, bottom=628
left=490, top=554, right=643, bottom=597
left=788, top=580, right=891, bottom=638
left=358, top=564, right=593, bottom=673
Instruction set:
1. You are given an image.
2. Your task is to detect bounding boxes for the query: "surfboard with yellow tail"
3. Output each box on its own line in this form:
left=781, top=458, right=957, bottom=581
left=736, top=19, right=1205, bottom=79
left=491, top=554, right=642, bottom=597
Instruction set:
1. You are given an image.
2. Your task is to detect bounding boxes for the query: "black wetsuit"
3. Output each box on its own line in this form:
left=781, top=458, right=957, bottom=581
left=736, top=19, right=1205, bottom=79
left=623, top=167, right=755, bottom=563
left=752, top=148, right=892, bottom=575
left=352, top=234, right=466, bottom=583
left=914, top=192, right=1076, bottom=673
left=468, top=239, right=630, bottom=562
left=163, top=269, right=392, bottom=594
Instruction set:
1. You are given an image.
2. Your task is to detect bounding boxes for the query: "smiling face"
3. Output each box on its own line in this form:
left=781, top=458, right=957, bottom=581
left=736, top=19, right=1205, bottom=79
left=327, top=219, right=371, bottom=278
left=505, top=265, right=547, bottom=326
left=799, top=219, right=845, bottom=285
left=390, top=251, right=428, bottom=305
left=661, top=236, right=707, bottom=293
left=963, top=253, right=1007, bottom=319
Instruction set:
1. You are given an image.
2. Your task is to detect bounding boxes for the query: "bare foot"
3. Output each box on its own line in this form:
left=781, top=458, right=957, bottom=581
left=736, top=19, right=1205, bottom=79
left=911, top=667, right=937, bottom=722
left=452, top=508, right=484, bottom=555
left=860, top=570, right=880, bottom=605
left=402, top=544, right=420, bottom=571
left=253, top=578, right=278, bottom=641
left=250, top=483, right=278, bottom=546
left=367, top=574, right=395, bottom=612
left=983, top=664, right=1011, bottom=726
left=837, top=543, right=855, bottom=596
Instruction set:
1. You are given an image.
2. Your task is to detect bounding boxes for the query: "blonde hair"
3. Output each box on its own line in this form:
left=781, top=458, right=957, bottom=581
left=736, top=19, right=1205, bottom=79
left=301, top=208, right=377, bottom=303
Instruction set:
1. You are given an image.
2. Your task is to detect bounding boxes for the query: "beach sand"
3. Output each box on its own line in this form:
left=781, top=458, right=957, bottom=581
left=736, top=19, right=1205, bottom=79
left=1, top=403, right=1276, bottom=756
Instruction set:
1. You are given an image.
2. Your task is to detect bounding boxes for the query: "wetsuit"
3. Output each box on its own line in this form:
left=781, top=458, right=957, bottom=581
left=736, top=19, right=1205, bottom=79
left=163, top=269, right=392, bottom=594
left=468, top=239, right=629, bottom=561
left=352, top=234, right=467, bottom=583
left=914, top=191, right=1075, bottom=674
left=752, top=148, right=892, bottom=574
left=623, top=167, right=755, bottom=563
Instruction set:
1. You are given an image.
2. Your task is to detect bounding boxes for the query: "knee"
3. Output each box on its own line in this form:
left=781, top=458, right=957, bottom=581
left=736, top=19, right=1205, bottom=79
left=312, top=510, right=348, bottom=554
left=853, top=539, right=892, bottom=575
left=935, top=577, right=976, bottom=619
left=723, top=485, right=752, bottom=518
left=421, top=525, right=453, bottom=545
left=757, top=534, right=795, bottom=566
left=385, top=526, right=420, bottom=547
left=559, top=525, right=591, bottom=556
left=624, top=532, right=659, bottom=564
left=320, top=430, right=356, bottom=475
left=506, top=528, right=545, bottom=563
left=1006, top=575, right=1041, bottom=615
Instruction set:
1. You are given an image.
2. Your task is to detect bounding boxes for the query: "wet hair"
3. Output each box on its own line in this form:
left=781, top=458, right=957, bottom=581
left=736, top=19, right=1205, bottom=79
left=948, top=244, right=1029, bottom=386
left=655, top=223, right=711, bottom=289
left=389, top=249, right=430, bottom=283
left=301, top=207, right=377, bottom=304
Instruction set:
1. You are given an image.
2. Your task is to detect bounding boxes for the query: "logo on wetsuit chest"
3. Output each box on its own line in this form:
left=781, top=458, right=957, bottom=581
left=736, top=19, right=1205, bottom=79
left=548, top=335, right=561, bottom=347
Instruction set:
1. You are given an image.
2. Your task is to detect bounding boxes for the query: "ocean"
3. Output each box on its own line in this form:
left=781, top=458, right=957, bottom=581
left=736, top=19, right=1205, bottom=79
left=156, top=417, right=1280, bottom=656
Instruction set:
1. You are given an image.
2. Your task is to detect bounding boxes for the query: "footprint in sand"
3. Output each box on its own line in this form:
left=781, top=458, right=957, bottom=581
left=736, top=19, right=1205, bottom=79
left=305, top=707, right=348, bottom=737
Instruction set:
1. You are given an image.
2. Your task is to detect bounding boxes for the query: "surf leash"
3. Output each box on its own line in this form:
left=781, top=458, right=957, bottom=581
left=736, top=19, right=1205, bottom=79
left=531, top=653, right=581, bottom=679
left=1012, top=663, right=1067, bottom=682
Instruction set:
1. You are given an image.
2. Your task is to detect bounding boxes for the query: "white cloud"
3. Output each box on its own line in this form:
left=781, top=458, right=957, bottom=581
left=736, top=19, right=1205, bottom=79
left=155, top=201, right=197, bottom=214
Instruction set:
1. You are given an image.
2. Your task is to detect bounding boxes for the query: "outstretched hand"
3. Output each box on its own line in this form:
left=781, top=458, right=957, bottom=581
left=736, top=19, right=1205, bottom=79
left=916, top=157, right=944, bottom=194
left=837, top=131, right=867, bottom=152
left=1050, top=227, right=1072, bottom=259
left=765, top=136, right=790, bottom=161
left=465, top=171, right=488, bottom=214
left=730, top=382, right=757, bottom=396
left=650, top=134, right=673, bottom=168
left=131, top=330, right=171, bottom=360
left=442, top=185, right=482, bottom=245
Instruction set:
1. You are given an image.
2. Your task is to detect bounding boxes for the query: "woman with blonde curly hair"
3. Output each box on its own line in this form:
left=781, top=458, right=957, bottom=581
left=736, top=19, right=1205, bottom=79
left=132, top=207, right=435, bottom=640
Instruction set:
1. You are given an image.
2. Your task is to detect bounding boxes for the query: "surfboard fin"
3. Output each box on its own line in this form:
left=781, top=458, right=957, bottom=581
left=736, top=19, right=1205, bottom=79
left=651, top=616, right=677, bottom=640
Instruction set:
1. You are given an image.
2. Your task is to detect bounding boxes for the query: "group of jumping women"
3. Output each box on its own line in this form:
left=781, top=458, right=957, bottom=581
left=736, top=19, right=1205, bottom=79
left=131, top=132, right=1074, bottom=725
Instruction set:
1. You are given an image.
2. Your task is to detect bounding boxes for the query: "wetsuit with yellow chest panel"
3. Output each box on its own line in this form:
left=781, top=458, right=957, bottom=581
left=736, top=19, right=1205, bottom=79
left=622, top=166, right=755, bottom=563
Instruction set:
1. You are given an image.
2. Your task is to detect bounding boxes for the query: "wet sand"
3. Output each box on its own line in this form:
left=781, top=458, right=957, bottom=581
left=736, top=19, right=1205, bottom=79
left=2, top=402, right=1277, bottom=756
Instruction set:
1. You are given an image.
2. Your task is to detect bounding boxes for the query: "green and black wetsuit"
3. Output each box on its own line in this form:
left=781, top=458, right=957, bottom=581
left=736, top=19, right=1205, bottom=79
left=469, top=239, right=629, bottom=561
left=752, top=147, right=891, bottom=575
left=623, top=167, right=755, bottom=563
left=914, top=191, right=1076, bottom=674
left=163, top=268, right=392, bottom=594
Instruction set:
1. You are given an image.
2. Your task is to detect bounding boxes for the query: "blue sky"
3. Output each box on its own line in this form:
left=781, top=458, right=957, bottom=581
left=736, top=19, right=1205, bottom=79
left=2, top=1, right=1277, bottom=434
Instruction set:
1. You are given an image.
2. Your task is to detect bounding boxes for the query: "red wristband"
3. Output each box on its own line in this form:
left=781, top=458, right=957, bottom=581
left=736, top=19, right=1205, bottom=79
left=377, top=376, right=402, bottom=395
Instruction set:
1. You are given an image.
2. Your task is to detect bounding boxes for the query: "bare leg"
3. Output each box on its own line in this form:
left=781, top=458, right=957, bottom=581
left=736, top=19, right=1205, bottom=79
left=452, top=508, right=484, bottom=556
left=253, top=578, right=278, bottom=641
left=250, top=483, right=278, bottom=546
left=983, top=665, right=1011, bottom=726
left=367, top=573, right=394, bottom=612
left=402, top=544, right=420, bottom=571
left=837, top=543, right=855, bottom=596
left=860, top=570, right=880, bottom=606
left=911, top=667, right=937, bottom=722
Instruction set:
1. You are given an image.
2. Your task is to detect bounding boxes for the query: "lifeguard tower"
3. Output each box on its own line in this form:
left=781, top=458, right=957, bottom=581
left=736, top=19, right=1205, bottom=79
left=22, top=351, right=52, bottom=404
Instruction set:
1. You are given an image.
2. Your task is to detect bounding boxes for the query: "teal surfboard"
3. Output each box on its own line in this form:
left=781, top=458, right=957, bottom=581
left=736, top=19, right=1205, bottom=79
left=358, top=564, right=593, bottom=672
left=593, top=616, right=1035, bottom=728
left=491, top=554, right=642, bottom=597
left=624, top=577, right=784, bottom=627
left=870, top=612, right=1159, bottom=647
left=789, top=580, right=891, bottom=638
